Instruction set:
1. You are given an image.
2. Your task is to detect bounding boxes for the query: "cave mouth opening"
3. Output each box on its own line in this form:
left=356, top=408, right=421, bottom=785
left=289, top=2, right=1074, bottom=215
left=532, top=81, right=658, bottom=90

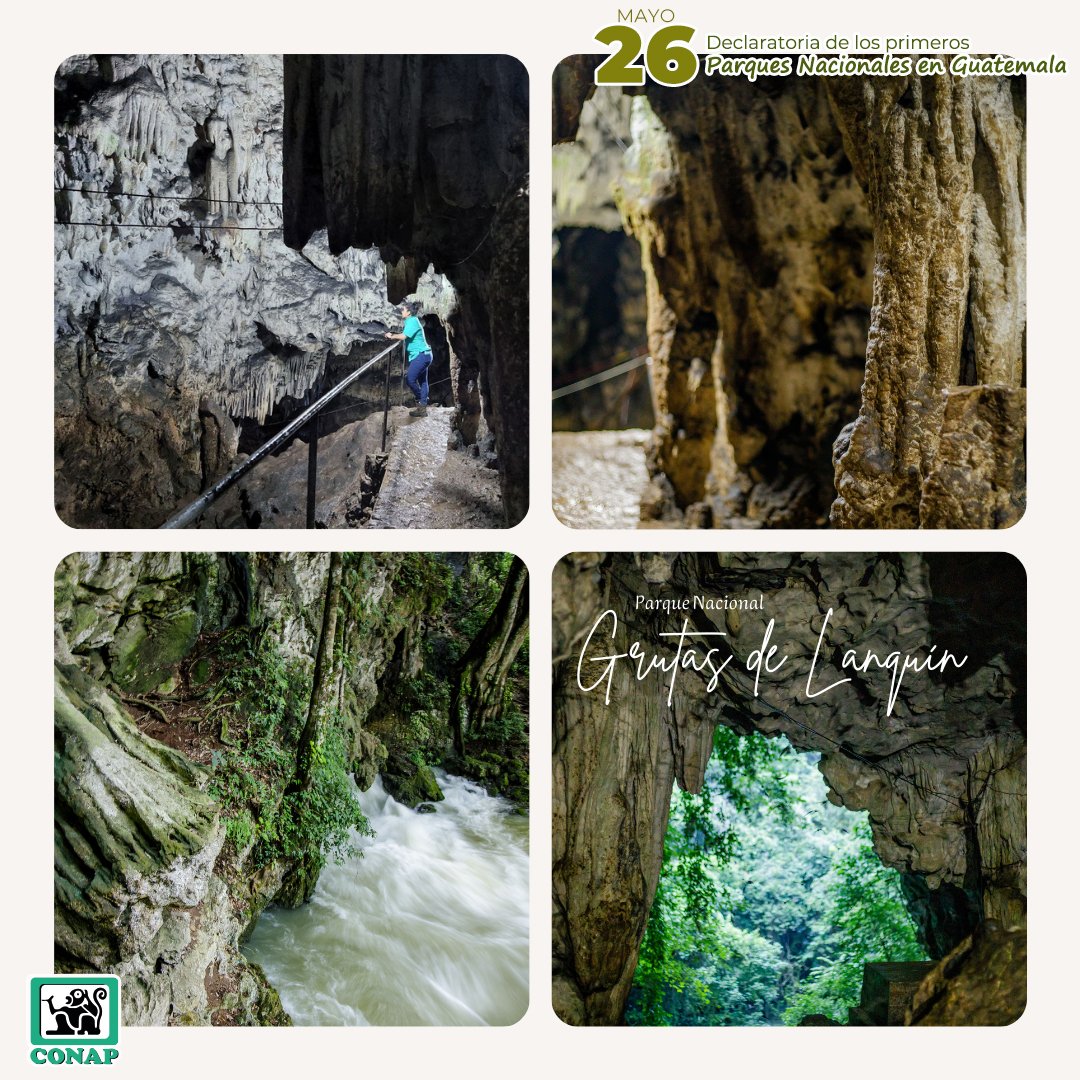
left=625, top=729, right=928, bottom=1027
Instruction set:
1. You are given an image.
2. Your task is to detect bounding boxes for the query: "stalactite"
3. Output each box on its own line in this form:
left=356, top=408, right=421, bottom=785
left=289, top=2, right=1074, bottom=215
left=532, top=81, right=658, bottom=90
left=55, top=55, right=441, bottom=526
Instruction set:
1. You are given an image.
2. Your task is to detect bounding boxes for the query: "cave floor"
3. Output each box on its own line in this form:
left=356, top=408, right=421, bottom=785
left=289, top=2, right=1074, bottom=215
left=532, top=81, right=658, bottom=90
left=552, top=429, right=650, bottom=529
left=200, top=405, right=501, bottom=529
left=368, top=405, right=502, bottom=529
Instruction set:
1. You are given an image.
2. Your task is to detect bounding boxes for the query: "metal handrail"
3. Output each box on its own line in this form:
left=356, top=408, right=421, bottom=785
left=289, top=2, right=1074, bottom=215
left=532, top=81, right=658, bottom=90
left=551, top=353, right=651, bottom=400
left=160, top=340, right=403, bottom=529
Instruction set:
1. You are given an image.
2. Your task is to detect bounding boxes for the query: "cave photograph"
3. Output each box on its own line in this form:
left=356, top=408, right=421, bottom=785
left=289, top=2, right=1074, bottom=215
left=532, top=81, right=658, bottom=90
left=55, top=552, right=529, bottom=1025
left=553, top=552, right=1025, bottom=1025
left=55, top=55, right=529, bottom=529
left=552, top=59, right=1025, bottom=529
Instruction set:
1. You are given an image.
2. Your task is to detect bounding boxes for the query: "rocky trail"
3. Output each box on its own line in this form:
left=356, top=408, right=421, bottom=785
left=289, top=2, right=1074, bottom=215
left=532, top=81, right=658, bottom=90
left=197, top=404, right=501, bottom=529
left=552, top=430, right=650, bottom=529
left=370, top=406, right=502, bottom=529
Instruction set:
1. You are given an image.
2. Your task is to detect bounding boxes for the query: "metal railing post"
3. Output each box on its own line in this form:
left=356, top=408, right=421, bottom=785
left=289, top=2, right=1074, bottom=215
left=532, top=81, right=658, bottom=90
left=399, top=343, right=406, bottom=405
left=381, top=343, right=395, bottom=452
left=305, top=414, right=319, bottom=529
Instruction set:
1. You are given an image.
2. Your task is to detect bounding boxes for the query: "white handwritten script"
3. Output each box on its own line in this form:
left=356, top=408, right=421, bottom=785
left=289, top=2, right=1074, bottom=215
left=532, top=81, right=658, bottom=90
left=576, top=608, right=968, bottom=716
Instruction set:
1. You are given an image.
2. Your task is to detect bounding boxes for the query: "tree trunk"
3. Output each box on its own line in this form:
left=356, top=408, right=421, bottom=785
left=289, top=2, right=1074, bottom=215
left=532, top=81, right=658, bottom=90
left=450, top=557, right=529, bottom=754
left=291, top=551, right=343, bottom=791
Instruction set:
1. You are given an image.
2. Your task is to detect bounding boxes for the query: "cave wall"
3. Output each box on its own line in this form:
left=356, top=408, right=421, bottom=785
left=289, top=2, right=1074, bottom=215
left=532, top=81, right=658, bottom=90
left=555, top=67, right=1026, bottom=529
left=283, top=55, right=530, bottom=525
left=54, top=552, right=430, bottom=1024
left=826, top=75, right=1026, bottom=528
left=552, top=552, right=1025, bottom=1024
left=552, top=88, right=650, bottom=432
left=614, top=79, right=874, bottom=527
left=55, top=55, right=441, bottom=528
left=552, top=227, right=650, bottom=430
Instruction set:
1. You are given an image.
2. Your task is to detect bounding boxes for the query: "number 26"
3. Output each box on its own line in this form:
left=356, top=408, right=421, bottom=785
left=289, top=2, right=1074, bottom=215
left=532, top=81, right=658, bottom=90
left=594, top=25, right=699, bottom=87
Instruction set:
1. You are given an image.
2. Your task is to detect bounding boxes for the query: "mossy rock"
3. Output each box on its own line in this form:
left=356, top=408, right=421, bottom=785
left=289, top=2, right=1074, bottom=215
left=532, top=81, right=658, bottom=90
left=254, top=982, right=292, bottom=1026
left=382, top=752, right=444, bottom=808
left=110, top=608, right=201, bottom=695
left=457, top=749, right=529, bottom=807
left=351, top=727, right=388, bottom=792
left=275, top=853, right=325, bottom=908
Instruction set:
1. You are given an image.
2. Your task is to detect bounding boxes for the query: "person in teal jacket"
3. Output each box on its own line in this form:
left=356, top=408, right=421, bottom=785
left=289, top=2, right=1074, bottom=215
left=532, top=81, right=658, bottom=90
left=385, top=301, right=433, bottom=417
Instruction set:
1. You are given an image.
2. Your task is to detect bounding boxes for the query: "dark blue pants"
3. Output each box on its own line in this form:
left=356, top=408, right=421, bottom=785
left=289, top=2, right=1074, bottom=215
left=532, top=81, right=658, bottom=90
left=405, top=351, right=433, bottom=406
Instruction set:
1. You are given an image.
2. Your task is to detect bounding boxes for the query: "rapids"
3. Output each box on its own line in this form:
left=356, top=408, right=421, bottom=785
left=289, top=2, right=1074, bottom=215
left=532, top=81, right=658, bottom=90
left=244, top=771, right=529, bottom=1025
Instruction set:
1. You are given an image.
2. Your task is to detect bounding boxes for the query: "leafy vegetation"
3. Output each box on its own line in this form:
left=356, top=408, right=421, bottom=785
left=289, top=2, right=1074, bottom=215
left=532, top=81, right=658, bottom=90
left=446, top=552, right=517, bottom=648
left=206, top=629, right=372, bottom=870
left=197, top=551, right=527, bottom=887
left=392, top=673, right=452, bottom=766
left=783, top=829, right=927, bottom=1024
left=391, top=553, right=454, bottom=613
left=626, top=729, right=927, bottom=1026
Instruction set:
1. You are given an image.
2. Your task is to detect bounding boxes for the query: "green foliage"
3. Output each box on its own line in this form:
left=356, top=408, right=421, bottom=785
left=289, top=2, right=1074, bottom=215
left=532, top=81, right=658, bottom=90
left=206, top=630, right=372, bottom=870
left=383, top=673, right=452, bottom=765
left=391, top=553, right=453, bottom=612
left=360, top=551, right=529, bottom=807
left=783, top=824, right=928, bottom=1025
left=628, top=728, right=790, bottom=1024
left=628, top=731, right=927, bottom=1027
left=445, top=552, right=514, bottom=651
left=483, top=699, right=528, bottom=744
left=258, top=724, right=373, bottom=868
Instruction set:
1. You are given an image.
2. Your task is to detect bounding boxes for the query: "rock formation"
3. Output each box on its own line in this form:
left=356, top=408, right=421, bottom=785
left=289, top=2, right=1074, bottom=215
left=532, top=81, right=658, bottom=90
left=283, top=55, right=530, bottom=525
left=826, top=75, right=1026, bottom=528
left=553, top=87, right=650, bottom=431
left=54, top=551, right=527, bottom=1024
left=54, top=54, right=512, bottom=528
left=553, top=68, right=1026, bottom=528
left=552, top=552, right=1025, bottom=1024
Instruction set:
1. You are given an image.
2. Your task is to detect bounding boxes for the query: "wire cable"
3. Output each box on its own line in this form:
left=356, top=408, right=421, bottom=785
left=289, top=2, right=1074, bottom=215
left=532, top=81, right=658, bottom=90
left=55, top=220, right=282, bottom=232
left=55, top=185, right=283, bottom=207
left=552, top=353, right=650, bottom=400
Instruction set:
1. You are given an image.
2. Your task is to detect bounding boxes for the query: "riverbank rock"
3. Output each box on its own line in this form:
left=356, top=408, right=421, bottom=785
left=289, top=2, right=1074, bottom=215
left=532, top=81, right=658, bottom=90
left=382, top=752, right=446, bottom=808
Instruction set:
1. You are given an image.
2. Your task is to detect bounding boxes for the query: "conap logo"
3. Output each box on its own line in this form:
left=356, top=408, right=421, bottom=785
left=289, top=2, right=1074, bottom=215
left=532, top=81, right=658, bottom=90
left=29, top=976, right=120, bottom=1066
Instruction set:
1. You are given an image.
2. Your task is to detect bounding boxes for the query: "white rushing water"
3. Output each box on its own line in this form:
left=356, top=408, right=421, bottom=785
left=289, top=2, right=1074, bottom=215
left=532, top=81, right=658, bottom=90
left=244, top=771, right=529, bottom=1026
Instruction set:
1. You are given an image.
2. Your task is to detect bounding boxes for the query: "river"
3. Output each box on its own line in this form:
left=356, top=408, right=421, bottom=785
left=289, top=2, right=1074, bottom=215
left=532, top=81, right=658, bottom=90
left=244, top=771, right=529, bottom=1025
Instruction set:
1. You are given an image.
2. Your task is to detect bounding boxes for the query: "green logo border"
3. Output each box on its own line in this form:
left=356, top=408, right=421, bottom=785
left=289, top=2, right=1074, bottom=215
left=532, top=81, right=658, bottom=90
left=30, top=976, right=120, bottom=1046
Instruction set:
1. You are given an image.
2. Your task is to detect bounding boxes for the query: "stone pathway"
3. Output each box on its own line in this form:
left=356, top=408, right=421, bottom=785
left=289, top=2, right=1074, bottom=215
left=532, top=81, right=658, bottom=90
left=369, top=406, right=502, bottom=529
left=552, top=429, right=650, bottom=529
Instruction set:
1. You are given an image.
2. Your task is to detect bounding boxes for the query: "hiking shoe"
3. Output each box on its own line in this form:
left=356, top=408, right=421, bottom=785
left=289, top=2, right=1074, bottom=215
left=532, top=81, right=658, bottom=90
left=409, top=405, right=428, bottom=417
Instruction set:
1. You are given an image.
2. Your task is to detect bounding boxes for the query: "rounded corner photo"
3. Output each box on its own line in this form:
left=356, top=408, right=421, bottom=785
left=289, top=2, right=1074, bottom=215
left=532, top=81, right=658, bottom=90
left=551, top=56, right=1026, bottom=530
left=55, top=551, right=529, bottom=1027
left=552, top=551, right=1025, bottom=1027
left=55, top=54, right=528, bottom=530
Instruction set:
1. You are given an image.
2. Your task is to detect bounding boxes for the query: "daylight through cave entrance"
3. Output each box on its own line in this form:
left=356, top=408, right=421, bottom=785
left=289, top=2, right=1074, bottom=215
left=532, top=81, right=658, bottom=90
left=552, top=552, right=1026, bottom=1028
left=626, top=731, right=929, bottom=1026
